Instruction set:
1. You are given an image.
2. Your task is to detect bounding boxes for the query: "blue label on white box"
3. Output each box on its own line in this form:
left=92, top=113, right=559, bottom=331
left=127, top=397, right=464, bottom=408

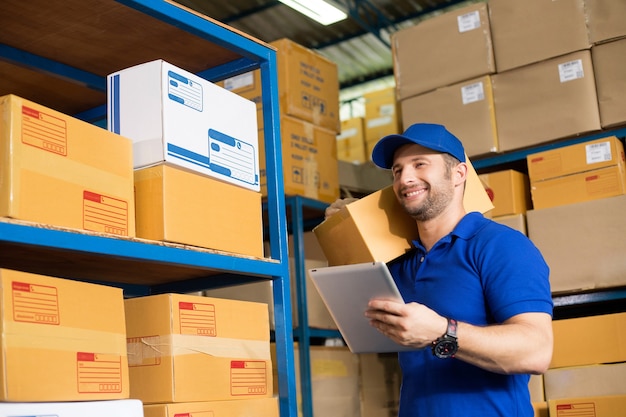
left=208, top=129, right=258, bottom=186
left=167, top=70, right=203, bottom=111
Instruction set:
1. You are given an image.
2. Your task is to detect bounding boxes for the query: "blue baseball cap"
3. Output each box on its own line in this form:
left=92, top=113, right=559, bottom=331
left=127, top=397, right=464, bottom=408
left=371, top=123, right=466, bottom=169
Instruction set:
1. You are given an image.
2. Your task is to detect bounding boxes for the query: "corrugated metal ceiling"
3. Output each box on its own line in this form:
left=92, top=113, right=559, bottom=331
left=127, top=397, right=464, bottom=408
left=175, top=0, right=481, bottom=90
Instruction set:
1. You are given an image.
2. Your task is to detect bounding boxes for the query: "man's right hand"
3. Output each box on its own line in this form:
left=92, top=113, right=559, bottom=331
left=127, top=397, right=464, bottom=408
left=324, top=197, right=359, bottom=219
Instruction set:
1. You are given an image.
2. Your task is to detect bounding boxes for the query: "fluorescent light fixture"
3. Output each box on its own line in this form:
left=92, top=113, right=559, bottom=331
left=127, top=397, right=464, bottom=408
left=278, top=0, right=347, bottom=25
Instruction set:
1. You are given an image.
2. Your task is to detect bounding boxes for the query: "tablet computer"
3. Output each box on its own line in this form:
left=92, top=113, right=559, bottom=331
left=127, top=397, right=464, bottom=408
left=309, top=261, right=416, bottom=353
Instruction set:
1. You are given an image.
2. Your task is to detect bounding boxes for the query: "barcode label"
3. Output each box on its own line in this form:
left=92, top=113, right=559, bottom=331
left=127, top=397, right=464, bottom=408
left=586, top=141, right=612, bottom=164
left=558, top=59, right=584, bottom=83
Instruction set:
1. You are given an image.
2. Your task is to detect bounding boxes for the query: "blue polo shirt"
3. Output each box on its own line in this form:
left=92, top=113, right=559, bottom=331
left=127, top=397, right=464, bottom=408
left=387, top=212, right=552, bottom=417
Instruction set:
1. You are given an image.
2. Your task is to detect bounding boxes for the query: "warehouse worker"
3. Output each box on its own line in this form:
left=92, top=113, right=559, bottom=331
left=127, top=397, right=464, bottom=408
left=325, top=123, right=553, bottom=417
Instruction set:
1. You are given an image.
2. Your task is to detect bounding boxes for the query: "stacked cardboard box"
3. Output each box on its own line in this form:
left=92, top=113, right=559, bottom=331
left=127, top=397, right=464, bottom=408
left=479, top=169, right=531, bottom=235
left=125, top=293, right=272, bottom=404
left=363, top=87, right=402, bottom=158
left=0, top=95, right=135, bottom=237
left=337, top=117, right=367, bottom=164
left=220, top=39, right=341, bottom=203
left=107, top=59, right=265, bottom=257
left=0, top=270, right=129, bottom=402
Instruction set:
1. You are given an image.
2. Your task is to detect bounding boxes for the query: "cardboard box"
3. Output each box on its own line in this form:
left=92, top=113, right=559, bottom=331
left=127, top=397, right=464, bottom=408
left=313, top=158, right=494, bottom=266
left=0, top=400, right=142, bottom=417
left=0, top=269, right=128, bottom=401
left=279, top=115, right=339, bottom=204
left=392, top=2, right=495, bottom=100
left=206, top=231, right=337, bottom=330
left=488, top=0, right=590, bottom=72
left=544, top=362, right=626, bottom=400
left=358, top=353, right=401, bottom=417
left=108, top=59, right=260, bottom=191
left=479, top=170, right=531, bottom=216
left=401, top=75, right=498, bottom=157
left=592, top=38, right=626, bottom=128
left=549, top=394, right=626, bottom=417
left=143, top=397, right=279, bottom=417
left=585, top=0, right=626, bottom=44
left=529, top=374, right=545, bottom=403
left=527, top=136, right=625, bottom=182
left=551, top=313, right=626, bottom=369
left=527, top=195, right=626, bottom=293
left=363, top=87, right=402, bottom=148
left=533, top=402, right=548, bottom=417
left=337, top=117, right=367, bottom=164
left=492, top=213, right=527, bottom=236
left=272, top=38, right=340, bottom=132
left=492, top=50, right=601, bottom=152
left=273, top=345, right=360, bottom=417
left=0, top=94, right=135, bottom=237
left=530, top=164, right=626, bottom=210
left=134, top=164, right=263, bottom=257
left=125, top=293, right=272, bottom=403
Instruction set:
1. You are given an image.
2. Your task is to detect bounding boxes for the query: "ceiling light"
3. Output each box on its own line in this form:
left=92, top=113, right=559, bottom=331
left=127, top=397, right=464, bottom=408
left=278, top=0, right=347, bottom=26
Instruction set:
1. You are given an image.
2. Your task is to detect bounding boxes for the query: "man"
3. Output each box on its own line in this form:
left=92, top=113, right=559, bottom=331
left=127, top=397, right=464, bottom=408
left=325, top=123, right=553, bottom=416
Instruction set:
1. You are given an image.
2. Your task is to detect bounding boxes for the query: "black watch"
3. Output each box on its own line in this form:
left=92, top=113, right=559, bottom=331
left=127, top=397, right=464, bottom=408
left=432, top=318, right=458, bottom=359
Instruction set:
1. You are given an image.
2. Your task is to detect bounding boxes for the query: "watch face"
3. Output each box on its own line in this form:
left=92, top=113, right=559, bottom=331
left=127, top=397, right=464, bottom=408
left=433, top=339, right=458, bottom=359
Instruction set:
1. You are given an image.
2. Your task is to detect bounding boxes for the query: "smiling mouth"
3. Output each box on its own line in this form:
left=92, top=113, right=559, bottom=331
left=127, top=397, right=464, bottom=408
left=402, top=187, right=426, bottom=198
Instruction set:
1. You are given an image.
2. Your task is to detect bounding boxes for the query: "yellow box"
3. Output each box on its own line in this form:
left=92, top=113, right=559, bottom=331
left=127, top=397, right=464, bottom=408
left=532, top=402, right=548, bottom=417
left=143, top=397, right=279, bottom=417
left=0, top=269, right=128, bottom=401
left=313, top=158, right=494, bottom=266
left=134, top=164, right=263, bottom=257
left=125, top=293, right=272, bottom=404
left=279, top=115, right=339, bottom=204
left=527, top=136, right=625, bottom=182
left=363, top=87, right=402, bottom=146
left=551, top=313, right=626, bottom=369
left=549, top=395, right=626, bottom=417
left=0, top=94, right=135, bottom=237
left=530, top=165, right=626, bottom=210
left=272, top=38, right=340, bottom=132
left=337, top=117, right=367, bottom=164
left=479, top=170, right=531, bottom=216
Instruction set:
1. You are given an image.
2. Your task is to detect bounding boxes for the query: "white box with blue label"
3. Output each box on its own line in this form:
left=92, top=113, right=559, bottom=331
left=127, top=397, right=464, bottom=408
left=107, top=59, right=260, bottom=191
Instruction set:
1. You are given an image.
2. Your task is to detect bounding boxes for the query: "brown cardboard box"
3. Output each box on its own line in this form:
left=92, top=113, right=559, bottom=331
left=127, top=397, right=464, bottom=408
left=532, top=402, right=548, bottom=417
left=125, top=293, right=272, bottom=403
left=585, top=0, right=626, bottom=44
left=529, top=164, right=626, bottom=210
left=492, top=50, right=601, bottom=152
left=271, top=38, right=340, bottom=133
left=488, top=0, right=590, bottom=72
left=527, top=136, right=625, bottom=182
left=529, top=375, right=545, bottom=403
left=549, top=395, right=626, bottom=417
left=392, top=2, right=495, bottom=100
left=0, top=269, right=128, bottom=401
left=273, top=345, right=360, bottom=417
left=143, top=397, right=279, bottom=417
left=492, top=213, right=527, bottom=236
left=544, top=362, right=626, bottom=400
left=479, top=170, right=531, bottom=216
left=134, top=164, right=264, bottom=257
left=401, top=75, right=498, bottom=158
left=279, top=115, right=340, bottom=203
left=0, top=94, right=135, bottom=237
left=592, top=38, right=626, bottom=128
left=364, top=87, right=402, bottom=149
left=313, top=158, right=494, bottom=266
left=358, top=353, right=401, bottom=417
left=337, top=117, right=367, bottom=164
left=527, top=195, right=626, bottom=293
left=551, top=313, right=626, bottom=369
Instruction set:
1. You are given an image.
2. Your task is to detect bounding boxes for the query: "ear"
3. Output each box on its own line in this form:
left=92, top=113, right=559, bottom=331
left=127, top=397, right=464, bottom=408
left=453, top=162, right=468, bottom=187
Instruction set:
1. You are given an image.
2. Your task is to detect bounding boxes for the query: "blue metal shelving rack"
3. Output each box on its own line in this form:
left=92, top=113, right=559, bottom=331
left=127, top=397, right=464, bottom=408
left=0, top=1, right=297, bottom=416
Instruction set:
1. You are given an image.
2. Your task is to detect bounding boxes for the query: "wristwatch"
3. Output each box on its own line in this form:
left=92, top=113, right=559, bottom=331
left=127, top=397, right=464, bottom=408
left=432, top=318, right=458, bottom=359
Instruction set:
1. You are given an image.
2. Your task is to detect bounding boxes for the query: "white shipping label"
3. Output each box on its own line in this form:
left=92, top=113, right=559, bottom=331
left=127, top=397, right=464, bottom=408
left=558, top=59, right=584, bottom=83
left=461, top=82, right=485, bottom=105
left=168, top=70, right=203, bottom=111
left=586, top=141, right=612, bottom=164
left=457, top=10, right=481, bottom=33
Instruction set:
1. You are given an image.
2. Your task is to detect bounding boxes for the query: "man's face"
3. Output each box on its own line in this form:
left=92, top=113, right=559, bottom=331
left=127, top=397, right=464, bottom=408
left=390, top=143, right=456, bottom=221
